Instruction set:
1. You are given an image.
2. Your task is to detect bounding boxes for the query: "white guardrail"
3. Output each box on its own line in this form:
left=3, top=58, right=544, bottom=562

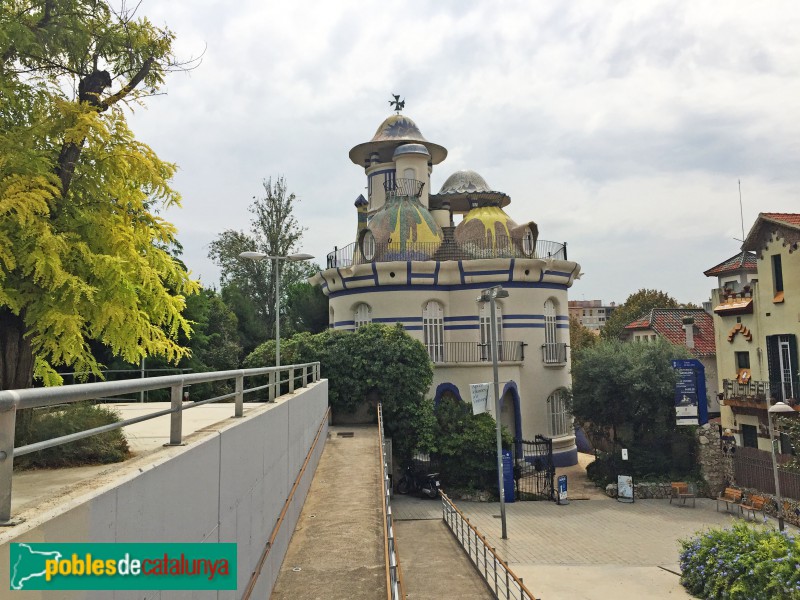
left=0, top=363, right=320, bottom=523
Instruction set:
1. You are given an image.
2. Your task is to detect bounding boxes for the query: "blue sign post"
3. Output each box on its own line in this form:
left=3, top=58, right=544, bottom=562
left=502, top=450, right=515, bottom=503
left=671, top=359, right=708, bottom=426
left=557, top=475, right=568, bottom=505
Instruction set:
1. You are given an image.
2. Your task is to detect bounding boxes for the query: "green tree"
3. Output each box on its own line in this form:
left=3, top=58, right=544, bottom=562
left=601, top=289, right=679, bottom=340
left=570, top=338, right=692, bottom=479
left=245, top=324, right=435, bottom=463
left=0, top=1, right=198, bottom=392
left=182, top=287, right=241, bottom=372
left=569, top=315, right=598, bottom=357
left=284, top=280, right=328, bottom=335
left=208, top=177, right=308, bottom=354
left=434, top=395, right=512, bottom=490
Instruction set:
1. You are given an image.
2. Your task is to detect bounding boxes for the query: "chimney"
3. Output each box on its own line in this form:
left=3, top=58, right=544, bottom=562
left=682, top=316, right=695, bottom=349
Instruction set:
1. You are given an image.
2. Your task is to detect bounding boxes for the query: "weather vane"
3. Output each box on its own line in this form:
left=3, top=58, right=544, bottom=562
left=389, top=94, right=405, bottom=114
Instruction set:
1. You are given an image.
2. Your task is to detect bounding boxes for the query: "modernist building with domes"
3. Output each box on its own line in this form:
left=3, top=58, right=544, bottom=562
left=311, top=107, right=582, bottom=466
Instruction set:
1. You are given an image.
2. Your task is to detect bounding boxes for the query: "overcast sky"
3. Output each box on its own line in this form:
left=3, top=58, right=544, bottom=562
left=128, top=1, right=800, bottom=306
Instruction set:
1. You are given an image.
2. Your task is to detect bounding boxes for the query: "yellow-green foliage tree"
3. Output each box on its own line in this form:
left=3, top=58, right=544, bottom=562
left=0, top=0, right=199, bottom=392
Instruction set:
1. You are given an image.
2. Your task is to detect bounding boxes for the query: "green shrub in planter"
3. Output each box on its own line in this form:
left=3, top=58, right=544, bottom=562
left=14, top=403, right=129, bottom=469
left=680, top=522, right=800, bottom=599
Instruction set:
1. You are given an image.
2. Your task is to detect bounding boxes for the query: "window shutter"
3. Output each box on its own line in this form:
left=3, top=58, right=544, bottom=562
left=766, top=335, right=781, bottom=399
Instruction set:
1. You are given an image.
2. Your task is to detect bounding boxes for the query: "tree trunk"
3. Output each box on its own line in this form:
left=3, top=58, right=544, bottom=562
left=0, top=308, right=33, bottom=391
left=0, top=309, right=35, bottom=445
left=55, top=69, right=111, bottom=197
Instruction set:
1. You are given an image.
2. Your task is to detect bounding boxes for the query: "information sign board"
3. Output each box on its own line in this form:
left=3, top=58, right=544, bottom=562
left=469, top=383, right=490, bottom=416
left=671, top=359, right=708, bottom=426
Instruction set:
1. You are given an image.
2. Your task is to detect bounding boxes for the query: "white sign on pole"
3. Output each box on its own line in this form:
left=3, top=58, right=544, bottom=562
left=469, top=383, right=491, bottom=415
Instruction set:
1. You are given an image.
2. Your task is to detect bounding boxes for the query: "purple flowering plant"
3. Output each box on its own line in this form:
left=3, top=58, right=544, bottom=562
left=680, top=522, right=800, bottom=599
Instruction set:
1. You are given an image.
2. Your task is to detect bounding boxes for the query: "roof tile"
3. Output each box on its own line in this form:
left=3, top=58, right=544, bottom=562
left=703, top=251, right=758, bottom=277
left=763, top=213, right=800, bottom=227
left=623, top=308, right=715, bottom=357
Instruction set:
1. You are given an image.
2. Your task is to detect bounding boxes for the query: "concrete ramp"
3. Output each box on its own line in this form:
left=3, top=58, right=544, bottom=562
left=394, top=519, right=493, bottom=599
left=270, top=425, right=387, bottom=599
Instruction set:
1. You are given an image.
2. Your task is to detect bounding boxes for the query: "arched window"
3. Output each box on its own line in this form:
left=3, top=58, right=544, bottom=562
left=543, top=299, right=563, bottom=364
left=354, top=303, right=371, bottom=329
left=329, top=307, right=335, bottom=328
left=423, top=300, right=444, bottom=362
left=547, top=388, right=571, bottom=437
left=479, top=302, right=503, bottom=361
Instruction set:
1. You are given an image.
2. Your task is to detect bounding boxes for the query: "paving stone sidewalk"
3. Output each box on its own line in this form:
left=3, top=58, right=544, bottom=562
left=393, top=451, right=796, bottom=599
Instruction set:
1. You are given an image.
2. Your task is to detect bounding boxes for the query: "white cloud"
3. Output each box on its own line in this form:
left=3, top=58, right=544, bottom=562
left=128, top=0, right=800, bottom=304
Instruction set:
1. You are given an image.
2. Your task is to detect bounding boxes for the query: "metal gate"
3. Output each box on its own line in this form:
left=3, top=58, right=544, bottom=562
left=513, top=436, right=555, bottom=501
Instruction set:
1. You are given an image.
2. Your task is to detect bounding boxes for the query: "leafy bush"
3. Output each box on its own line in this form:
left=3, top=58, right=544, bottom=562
left=245, top=324, right=436, bottom=464
left=586, top=453, right=619, bottom=487
left=680, top=522, right=800, bottom=599
left=433, top=395, right=512, bottom=492
left=14, top=403, right=129, bottom=469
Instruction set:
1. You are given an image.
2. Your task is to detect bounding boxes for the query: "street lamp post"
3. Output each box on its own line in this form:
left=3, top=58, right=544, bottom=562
left=478, top=284, right=510, bottom=540
left=239, top=252, right=314, bottom=367
left=768, top=399, right=795, bottom=531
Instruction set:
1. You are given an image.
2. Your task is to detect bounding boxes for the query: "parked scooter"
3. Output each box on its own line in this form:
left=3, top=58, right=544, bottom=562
left=396, top=465, right=440, bottom=498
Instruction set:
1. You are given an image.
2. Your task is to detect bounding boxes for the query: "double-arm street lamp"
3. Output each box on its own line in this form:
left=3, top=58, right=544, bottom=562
left=768, top=399, right=796, bottom=531
left=239, top=252, right=314, bottom=368
left=477, top=284, right=510, bottom=540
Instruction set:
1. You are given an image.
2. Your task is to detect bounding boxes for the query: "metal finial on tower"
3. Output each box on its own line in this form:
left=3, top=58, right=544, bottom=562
left=389, top=94, right=405, bottom=114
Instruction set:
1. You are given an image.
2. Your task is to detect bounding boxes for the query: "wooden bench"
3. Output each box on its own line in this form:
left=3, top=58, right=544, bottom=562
left=716, top=487, right=743, bottom=512
left=739, top=494, right=768, bottom=521
left=670, top=482, right=696, bottom=507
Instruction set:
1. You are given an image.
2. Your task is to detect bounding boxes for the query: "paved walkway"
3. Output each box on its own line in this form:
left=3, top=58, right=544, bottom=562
left=393, top=452, right=792, bottom=600
left=271, top=425, right=387, bottom=599
left=10, top=402, right=266, bottom=514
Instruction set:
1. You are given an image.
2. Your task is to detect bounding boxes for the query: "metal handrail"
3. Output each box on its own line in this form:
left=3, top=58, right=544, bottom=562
left=326, top=237, right=568, bottom=268
left=430, top=341, right=524, bottom=364
left=541, top=342, right=568, bottom=365
left=383, top=177, right=425, bottom=198
left=0, top=362, right=321, bottom=523
left=722, top=378, right=799, bottom=403
left=377, top=403, right=405, bottom=600
left=241, top=405, right=329, bottom=599
left=441, top=492, right=537, bottom=600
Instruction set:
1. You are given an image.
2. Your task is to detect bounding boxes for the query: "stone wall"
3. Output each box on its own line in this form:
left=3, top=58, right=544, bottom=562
left=605, top=482, right=676, bottom=499
left=602, top=423, right=735, bottom=500
left=695, top=422, right=734, bottom=497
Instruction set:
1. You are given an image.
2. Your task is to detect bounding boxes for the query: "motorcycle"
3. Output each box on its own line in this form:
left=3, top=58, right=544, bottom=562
left=396, top=465, right=441, bottom=498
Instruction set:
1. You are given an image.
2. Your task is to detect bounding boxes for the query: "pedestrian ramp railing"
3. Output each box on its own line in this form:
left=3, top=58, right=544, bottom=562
left=377, top=403, right=406, bottom=600
left=0, top=363, right=320, bottom=524
left=441, top=492, right=538, bottom=600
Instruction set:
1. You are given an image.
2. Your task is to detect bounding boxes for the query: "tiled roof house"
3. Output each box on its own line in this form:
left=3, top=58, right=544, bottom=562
left=623, top=308, right=719, bottom=414
left=623, top=308, right=716, bottom=357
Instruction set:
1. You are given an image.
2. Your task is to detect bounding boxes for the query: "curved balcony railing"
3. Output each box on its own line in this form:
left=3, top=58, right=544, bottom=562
left=326, top=236, right=567, bottom=268
left=428, top=341, right=524, bottom=364
left=384, top=177, right=425, bottom=198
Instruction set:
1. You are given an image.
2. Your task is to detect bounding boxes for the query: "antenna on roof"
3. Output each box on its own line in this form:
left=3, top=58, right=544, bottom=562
left=733, top=179, right=745, bottom=244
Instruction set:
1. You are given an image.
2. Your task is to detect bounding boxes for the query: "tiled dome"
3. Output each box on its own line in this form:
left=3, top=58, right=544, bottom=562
left=349, top=114, right=447, bottom=166
left=430, top=170, right=510, bottom=212
left=360, top=195, right=443, bottom=261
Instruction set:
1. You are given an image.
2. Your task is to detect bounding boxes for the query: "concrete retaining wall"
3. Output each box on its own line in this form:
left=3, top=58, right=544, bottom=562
left=0, top=380, right=328, bottom=599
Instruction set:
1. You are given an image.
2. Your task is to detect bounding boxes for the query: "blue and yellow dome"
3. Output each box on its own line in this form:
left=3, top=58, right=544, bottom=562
left=455, top=205, right=518, bottom=249
left=455, top=205, right=539, bottom=258
left=360, top=195, right=443, bottom=261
